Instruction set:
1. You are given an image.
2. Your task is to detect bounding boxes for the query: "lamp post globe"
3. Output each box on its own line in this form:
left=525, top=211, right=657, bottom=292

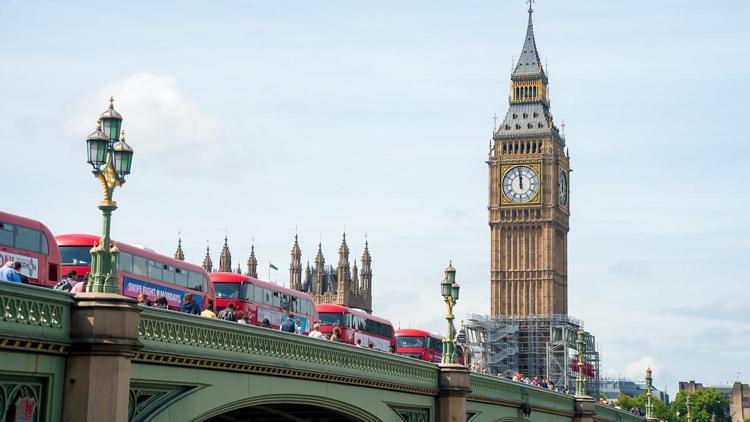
left=86, top=121, right=109, bottom=168
left=112, top=130, right=134, bottom=179
left=450, top=282, right=460, bottom=301
left=99, top=96, right=123, bottom=142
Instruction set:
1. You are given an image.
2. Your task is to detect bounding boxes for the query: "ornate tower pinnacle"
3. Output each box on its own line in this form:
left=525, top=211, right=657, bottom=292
left=246, top=244, right=258, bottom=278
left=202, top=245, right=213, bottom=273
left=336, top=232, right=351, bottom=303
left=174, top=236, right=185, bottom=261
left=488, top=4, right=569, bottom=317
left=315, top=243, right=326, bottom=295
left=351, top=260, right=360, bottom=293
left=236, top=263, right=242, bottom=274
left=289, top=234, right=302, bottom=290
left=303, top=260, right=312, bottom=291
left=359, top=240, right=373, bottom=312
left=218, top=236, right=232, bottom=272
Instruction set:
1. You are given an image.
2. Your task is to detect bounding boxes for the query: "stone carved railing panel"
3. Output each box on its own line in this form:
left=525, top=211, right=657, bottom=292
left=469, top=373, right=575, bottom=416
left=137, top=308, right=440, bottom=393
left=0, top=283, right=73, bottom=345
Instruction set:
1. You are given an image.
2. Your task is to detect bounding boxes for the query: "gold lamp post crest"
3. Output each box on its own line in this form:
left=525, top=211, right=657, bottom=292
left=85, top=97, right=134, bottom=293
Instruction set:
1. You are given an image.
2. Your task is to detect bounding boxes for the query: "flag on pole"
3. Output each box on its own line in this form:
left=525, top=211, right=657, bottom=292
left=269, top=263, right=278, bottom=271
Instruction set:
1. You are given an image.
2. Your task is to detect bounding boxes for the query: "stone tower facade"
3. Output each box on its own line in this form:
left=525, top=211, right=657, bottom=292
left=291, top=234, right=372, bottom=313
left=488, top=4, right=570, bottom=317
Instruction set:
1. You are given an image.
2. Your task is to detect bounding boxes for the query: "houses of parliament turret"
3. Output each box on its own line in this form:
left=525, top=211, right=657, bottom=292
left=180, top=233, right=373, bottom=313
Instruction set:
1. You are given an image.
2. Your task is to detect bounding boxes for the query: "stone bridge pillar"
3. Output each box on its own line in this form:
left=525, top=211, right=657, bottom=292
left=437, top=363, right=470, bottom=422
left=574, top=396, right=596, bottom=422
left=62, top=293, right=142, bottom=422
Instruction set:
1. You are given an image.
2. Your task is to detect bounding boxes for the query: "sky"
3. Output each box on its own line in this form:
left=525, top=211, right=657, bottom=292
left=1, top=0, right=749, bottom=394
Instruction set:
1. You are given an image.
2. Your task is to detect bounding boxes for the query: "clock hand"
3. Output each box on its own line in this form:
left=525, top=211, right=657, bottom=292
left=518, top=169, right=524, bottom=190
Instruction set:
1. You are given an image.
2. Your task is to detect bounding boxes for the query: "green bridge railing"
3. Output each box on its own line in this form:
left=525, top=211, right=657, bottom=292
left=137, top=308, right=441, bottom=394
left=0, top=282, right=73, bottom=350
left=469, top=373, right=575, bottom=415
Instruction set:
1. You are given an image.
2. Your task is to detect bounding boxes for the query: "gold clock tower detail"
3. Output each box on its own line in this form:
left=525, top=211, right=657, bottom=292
left=488, top=3, right=570, bottom=317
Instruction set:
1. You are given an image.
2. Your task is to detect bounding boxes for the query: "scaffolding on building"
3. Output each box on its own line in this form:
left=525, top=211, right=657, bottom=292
left=463, top=314, right=600, bottom=398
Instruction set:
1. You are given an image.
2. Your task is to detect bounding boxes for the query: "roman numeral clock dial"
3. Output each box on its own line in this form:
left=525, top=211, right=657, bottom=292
left=502, top=166, right=539, bottom=203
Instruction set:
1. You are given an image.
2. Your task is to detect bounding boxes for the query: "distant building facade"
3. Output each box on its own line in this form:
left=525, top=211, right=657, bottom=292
left=182, top=233, right=374, bottom=313
left=600, top=378, right=669, bottom=405
left=289, top=233, right=373, bottom=314
left=679, top=380, right=750, bottom=422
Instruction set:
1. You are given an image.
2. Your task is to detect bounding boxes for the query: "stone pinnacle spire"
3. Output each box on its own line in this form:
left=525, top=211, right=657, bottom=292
left=202, top=245, right=213, bottom=273
left=174, top=236, right=185, bottom=261
left=246, top=244, right=258, bottom=278
left=289, top=234, right=302, bottom=290
left=218, top=236, right=232, bottom=272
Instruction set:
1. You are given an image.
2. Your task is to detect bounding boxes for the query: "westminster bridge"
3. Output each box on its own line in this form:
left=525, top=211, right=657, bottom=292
left=0, top=282, right=642, bottom=422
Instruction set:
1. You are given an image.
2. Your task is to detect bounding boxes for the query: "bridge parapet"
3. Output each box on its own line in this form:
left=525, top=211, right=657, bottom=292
left=136, top=308, right=441, bottom=395
left=0, top=282, right=73, bottom=351
left=594, top=403, right=645, bottom=422
left=469, top=373, right=575, bottom=417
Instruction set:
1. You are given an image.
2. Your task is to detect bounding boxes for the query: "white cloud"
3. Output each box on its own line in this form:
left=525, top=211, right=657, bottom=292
left=68, top=72, right=219, bottom=167
left=624, top=356, right=658, bottom=380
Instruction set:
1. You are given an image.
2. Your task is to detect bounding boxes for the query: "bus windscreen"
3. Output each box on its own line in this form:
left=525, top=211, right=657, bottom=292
left=396, top=336, right=426, bottom=348
left=60, top=246, right=92, bottom=266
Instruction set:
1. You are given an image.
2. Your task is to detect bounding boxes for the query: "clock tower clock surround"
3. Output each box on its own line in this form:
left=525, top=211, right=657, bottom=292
left=488, top=4, right=570, bottom=317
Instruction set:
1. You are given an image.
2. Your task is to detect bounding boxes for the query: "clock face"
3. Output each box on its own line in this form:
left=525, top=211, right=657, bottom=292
left=503, top=166, right=539, bottom=203
left=559, top=170, right=568, bottom=206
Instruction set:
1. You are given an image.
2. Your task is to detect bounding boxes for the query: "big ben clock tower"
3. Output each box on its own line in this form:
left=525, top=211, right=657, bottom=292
left=489, top=3, right=570, bottom=317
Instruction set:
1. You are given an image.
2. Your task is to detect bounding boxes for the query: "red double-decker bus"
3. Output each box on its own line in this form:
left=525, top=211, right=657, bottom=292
left=56, top=234, right=214, bottom=310
left=395, top=328, right=443, bottom=362
left=0, top=211, right=61, bottom=287
left=210, top=272, right=318, bottom=332
left=316, top=304, right=395, bottom=351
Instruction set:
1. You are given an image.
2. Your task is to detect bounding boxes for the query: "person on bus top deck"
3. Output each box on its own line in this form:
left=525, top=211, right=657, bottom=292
left=55, top=270, right=77, bottom=291
left=70, top=275, right=87, bottom=294
left=153, top=296, right=169, bottom=309
left=137, top=293, right=151, bottom=306
left=217, top=303, right=237, bottom=321
left=294, top=319, right=302, bottom=334
left=261, top=318, right=272, bottom=328
left=330, top=326, right=342, bottom=342
left=180, top=293, right=201, bottom=315
left=0, top=261, right=22, bottom=283
left=280, top=313, right=296, bottom=333
left=308, top=323, right=324, bottom=339
left=236, top=311, right=247, bottom=324
left=200, top=302, right=216, bottom=318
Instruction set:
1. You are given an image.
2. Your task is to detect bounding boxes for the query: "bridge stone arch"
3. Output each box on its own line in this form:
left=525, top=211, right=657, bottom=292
left=194, top=393, right=381, bottom=422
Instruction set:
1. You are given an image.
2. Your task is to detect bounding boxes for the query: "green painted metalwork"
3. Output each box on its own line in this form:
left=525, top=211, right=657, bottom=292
left=137, top=308, right=439, bottom=392
left=0, top=283, right=73, bottom=345
left=128, top=382, right=198, bottom=422
left=0, top=378, right=42, bottom=422
left=469, top=373, right=575, bottom=417
left=389, top=404, right=430, bottom=422
left=595, top=403, right=644, bottom=422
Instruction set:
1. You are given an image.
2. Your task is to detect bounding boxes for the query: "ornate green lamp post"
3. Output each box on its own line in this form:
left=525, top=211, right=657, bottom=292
left=85, top=97, right=134, bottom=293
left=440, top=261, right=460, bottom=364
left=575, top=329, right=587, bottom=396
left=646, top=367, right=655, bottom=420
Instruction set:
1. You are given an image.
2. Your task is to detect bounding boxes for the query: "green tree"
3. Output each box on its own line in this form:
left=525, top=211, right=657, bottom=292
left=616, top=392, right=676, bottom=422
left=671, top=390, right=730, bottom=422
